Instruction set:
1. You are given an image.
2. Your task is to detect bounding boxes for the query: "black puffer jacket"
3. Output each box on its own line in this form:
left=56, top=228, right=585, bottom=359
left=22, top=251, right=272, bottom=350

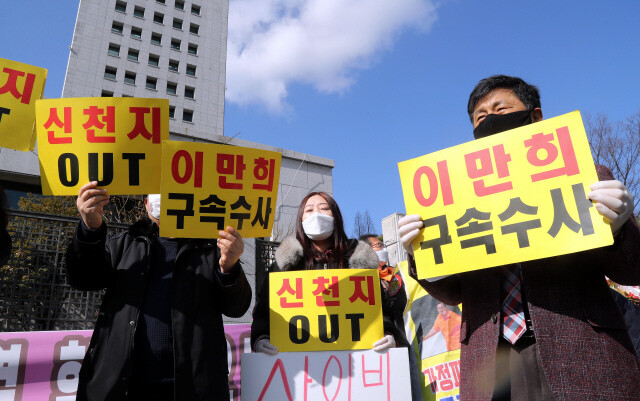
left=66, top=218, right=252, bottom=401
left=250, top=236, right=407, bottom=348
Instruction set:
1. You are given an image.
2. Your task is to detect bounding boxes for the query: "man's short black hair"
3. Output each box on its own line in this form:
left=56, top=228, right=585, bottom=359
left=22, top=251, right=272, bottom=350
left=467, top=75, right=541, bottom=122
left=359, top=234, right=379, bottom=242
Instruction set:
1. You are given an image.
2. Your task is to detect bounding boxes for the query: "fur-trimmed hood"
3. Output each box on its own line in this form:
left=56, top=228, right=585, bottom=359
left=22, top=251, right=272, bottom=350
left=274, top=236, right=379, bottom=271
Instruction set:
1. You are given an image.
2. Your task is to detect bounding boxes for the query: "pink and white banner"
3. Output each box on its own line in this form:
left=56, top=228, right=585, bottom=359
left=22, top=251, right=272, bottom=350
left=0, top=324, right=251, bottom=401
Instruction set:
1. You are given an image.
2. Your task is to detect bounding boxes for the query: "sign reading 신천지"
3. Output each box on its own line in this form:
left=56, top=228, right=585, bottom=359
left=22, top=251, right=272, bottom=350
left=160, top=140, right=282, bottom=238
left=398, top=111, right=613, bottom=280
left=0, top=58, right=47, bottom=152
left=36, top=97, right=169, bottom=195
left=269, top=269, right=384, bottom=352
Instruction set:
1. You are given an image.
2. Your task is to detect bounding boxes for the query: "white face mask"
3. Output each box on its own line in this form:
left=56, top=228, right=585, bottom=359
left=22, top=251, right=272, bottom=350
left=147, top=194, right=161, bottom=220
left=302, top=212, right=334, bottom=241
left=376, top=249, right=390, bottom=264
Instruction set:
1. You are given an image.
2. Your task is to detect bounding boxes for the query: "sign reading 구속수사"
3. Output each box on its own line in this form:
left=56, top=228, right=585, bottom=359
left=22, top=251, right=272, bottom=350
left=0, top=58, right=47, bottom=152
left=36, top=97, right=169, bottom=195
left=398, top=111, right=613, bottom=280
left=159, top=140, right=282, bottom=239
left=269, top=268, right=384, bottom=352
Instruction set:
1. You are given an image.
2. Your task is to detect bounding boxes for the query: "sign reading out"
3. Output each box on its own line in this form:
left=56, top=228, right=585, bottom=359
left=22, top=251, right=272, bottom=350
left=160, top=140, right=282, bottom=239
left=0, top=58, right=47, bottom=152
left=269, top=269, right=384, bottom=352
left=398, top=111, right=613, bottom=280
left=36, top=97, right=169, bottom=195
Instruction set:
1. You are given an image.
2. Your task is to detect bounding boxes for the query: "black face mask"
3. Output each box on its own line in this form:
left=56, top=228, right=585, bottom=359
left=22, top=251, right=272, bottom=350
left=473, top=109, right=533, bottom=139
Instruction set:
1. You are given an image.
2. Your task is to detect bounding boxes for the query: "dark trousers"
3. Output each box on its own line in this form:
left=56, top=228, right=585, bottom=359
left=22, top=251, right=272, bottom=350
left=492, top=335, right=554, bottom=401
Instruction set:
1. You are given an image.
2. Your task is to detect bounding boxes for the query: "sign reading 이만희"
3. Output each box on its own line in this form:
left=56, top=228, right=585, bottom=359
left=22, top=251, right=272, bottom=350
left=398, top=111, right=613, bottom=280
left=36, top=97, right=169, bottom=195
left=0, top=58, right=47, bottom=152
left=269, top=269, right=384, bottom=352
left=160, top=140, right=282, bottom=238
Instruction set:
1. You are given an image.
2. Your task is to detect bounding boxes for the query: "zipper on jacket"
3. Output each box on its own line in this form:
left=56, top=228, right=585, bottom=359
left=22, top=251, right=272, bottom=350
left=125, top=236, right=153, bottom=387
left=169, top=238, right=214, bottom=400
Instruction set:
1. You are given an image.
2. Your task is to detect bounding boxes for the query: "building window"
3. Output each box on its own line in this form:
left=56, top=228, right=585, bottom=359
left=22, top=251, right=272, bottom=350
left=170, top=38, right=181, bottom=51
left=101, top=90, right=114, bottom=97
left=108, top=43, right=120, bottom=57
left=183, top=109, right=193, bottom=122
left=157, top=0, right=166, bottom=4
left=151, top=32, right=162, bottom=45
left=187, top=43, right=198, bottom=55
left=127, top=49, right=139, bottom=62
left=112, top=21, right=124, bottom=34
left=104, top=66, right=117, bottom=80
left=153, top=12, right=164, bottom=24
left=168, top=59, right=179, bottom=72
left=131, top=27, right=142, bottom=39
left=186, top=64, right=196, bottom=76
left=191, top=4, right=200, bottom=16
left=115, top=1, right=127, bottom=13
left=124, top=71, right=136, bottom=85
left=166, top=82, right=177, bottom=95
left=175, top=0, right=184, bottom=11
left=169, top=106, right=175, bottom=119
left=173, top=18, right=183, bottom=30
left=134, top=6, right=145, bottom=18
left=189, top=23, right=199, bottom=35
left=146, top=76, right=157, bottom=90
left=148, top=54, right=160, bottom=67
left=184, top=86, right=195, bottom=99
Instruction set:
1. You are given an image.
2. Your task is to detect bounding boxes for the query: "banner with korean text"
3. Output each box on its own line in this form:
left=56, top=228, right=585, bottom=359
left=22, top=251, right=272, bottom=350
left=398, top=111, right=613, bottom=279
left=0, top=58, right=47, bottom=151
left=269, top=269, right=384, bottom=352
left=398, top=263, right=462, bottom=400
left=160, top=140, right=281, bottom=238
left=36, top=97, right=169, bottom=195
left=241, top=348, right=412, bottom=401
left=0, top=324, right=250, bottom=401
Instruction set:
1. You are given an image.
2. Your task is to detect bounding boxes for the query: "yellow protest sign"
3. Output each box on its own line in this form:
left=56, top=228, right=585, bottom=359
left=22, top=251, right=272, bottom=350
left=0, top=58, right=47, bottom=151
left=36, top=98, right=169, bottom=195
left=398, top=261, right=462, bottom=399
left=398, top=111, right=613, bottom=280
left=269, top=269, right=384, bottom=352
left=160, top=140, right=281, bottom=238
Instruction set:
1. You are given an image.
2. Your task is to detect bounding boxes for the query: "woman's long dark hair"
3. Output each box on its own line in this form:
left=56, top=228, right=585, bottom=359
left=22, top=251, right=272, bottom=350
left=295, top=192, right=349, bottom=269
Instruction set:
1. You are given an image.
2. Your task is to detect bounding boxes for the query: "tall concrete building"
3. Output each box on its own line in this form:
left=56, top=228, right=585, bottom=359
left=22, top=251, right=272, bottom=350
left=24, top=0, right=334, bottom=323
left=62, top=0, right=226, bottom=140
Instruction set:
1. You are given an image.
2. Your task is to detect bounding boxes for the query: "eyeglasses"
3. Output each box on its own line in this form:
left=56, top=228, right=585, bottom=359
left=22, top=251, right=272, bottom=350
left=371, top=242, right=386, bottom=249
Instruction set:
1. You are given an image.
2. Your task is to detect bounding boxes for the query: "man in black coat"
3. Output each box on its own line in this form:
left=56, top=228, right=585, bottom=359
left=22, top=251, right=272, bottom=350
left=66, top=182, right=252, bottom=401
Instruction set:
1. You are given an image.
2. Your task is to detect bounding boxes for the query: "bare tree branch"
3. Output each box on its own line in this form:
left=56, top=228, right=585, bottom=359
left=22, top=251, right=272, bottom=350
left=585, top=111, right=640, bottom=217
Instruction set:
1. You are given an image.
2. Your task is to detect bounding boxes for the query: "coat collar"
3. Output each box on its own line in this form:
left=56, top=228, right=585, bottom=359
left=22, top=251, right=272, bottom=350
left=274, top=236, right=379, bottom=271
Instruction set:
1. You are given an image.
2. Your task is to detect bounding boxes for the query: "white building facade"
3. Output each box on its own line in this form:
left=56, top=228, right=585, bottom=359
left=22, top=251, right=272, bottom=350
left=44, top=0, right=335, bottom=323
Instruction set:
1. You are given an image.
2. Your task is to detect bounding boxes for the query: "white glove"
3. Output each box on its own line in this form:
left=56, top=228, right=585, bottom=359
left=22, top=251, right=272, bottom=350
left=397, top=214, right=423, bottom=255
left=255, top=338, right=279, bottom=355
left=372, top=334, right=396, bottom=352
left=588, top=180, right=635, bottom=235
